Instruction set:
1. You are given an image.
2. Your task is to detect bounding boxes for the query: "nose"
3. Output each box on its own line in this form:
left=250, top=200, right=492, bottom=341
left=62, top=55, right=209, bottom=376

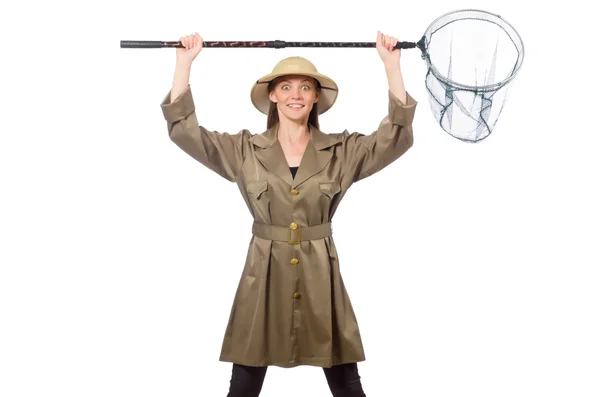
left=291, top=86, right=302, bottom=98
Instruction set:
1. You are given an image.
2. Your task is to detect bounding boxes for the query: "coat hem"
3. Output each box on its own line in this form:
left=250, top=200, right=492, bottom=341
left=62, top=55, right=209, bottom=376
left=219, top=354, right=366, bottom=368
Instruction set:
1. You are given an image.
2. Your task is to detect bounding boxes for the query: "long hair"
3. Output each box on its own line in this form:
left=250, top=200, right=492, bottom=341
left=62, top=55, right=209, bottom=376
left=266, top=77, right=321, bottom=130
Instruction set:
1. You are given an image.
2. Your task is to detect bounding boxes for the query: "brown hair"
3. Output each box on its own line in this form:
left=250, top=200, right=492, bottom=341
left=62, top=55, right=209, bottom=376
left=266, top=76, right=321, bottom=129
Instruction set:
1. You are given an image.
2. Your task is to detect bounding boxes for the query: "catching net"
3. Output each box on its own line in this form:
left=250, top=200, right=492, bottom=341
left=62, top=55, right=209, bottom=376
left=120, top=8, right=525, bottom=143
left=418, top=9, right=525, bottom=142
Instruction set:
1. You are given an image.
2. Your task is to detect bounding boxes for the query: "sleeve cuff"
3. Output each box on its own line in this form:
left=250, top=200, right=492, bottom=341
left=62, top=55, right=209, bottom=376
left=388, top=90, right=417, bottom=126
left=160, top=85, right=195, bottom=122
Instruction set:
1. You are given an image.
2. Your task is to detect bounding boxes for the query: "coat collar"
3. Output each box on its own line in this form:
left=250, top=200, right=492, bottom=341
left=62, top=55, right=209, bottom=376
left=249, top=123, right=340, bottom=187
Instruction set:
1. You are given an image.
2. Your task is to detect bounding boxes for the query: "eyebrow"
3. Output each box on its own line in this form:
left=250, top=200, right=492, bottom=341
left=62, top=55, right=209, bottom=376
left=280, top=79, right=313, bottom=84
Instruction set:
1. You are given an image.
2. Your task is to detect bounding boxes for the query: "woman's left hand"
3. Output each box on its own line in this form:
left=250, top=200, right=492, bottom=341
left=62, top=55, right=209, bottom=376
left=376, top=31, right=400, bottom=68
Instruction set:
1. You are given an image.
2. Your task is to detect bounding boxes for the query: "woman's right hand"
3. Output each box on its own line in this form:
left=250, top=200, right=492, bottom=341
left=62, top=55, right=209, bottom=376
left=176, top=33, right=203, bottom=66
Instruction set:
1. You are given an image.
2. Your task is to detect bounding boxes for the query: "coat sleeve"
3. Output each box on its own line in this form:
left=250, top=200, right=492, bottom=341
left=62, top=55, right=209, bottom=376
left=340, top=90, right=416, bottom=182
left=160, top=85, right=249, bottom=182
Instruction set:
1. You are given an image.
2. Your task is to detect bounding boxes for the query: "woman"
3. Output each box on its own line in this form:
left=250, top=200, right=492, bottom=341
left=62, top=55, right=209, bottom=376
left=160, top=31, right=417, bottom=397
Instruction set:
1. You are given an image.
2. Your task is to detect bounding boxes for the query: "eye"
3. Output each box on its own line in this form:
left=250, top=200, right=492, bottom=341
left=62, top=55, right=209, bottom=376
left=302, top=85, right=311, bottom=90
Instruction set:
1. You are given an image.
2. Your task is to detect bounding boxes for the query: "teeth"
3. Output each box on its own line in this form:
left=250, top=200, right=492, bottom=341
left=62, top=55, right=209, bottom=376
left=288, top=105, right=303, bottom=108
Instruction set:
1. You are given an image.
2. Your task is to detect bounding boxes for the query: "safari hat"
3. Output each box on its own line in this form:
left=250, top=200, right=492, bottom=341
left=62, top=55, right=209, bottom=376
left=250, top=56, right=338, bottom=115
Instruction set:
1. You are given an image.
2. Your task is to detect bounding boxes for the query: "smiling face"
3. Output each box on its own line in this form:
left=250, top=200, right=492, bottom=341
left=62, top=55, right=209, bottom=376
left=268, top=75, right=320, bottom=125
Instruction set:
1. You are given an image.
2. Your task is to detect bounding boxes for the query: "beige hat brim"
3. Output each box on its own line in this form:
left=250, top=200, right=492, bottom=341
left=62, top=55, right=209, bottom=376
left=250, top=71, right=338, bottom=116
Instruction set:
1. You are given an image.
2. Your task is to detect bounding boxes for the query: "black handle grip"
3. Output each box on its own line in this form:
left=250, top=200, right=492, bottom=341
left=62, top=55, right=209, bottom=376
left=120, top=41, right=171, bottom=48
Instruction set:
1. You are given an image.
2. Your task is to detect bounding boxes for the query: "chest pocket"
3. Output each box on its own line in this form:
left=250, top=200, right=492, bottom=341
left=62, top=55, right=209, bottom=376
left=247, top=180, right=270, bottom=219
left=247, top=180, right=268, bottom=200
left=319, top=181, right=341, bottom=199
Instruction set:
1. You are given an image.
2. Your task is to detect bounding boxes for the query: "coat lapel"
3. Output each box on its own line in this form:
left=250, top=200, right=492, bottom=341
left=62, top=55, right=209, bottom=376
left=250, top=124, right=340, bottom=188
left=292, top=126, right=335, bottom=187
left=250, top=125, right=294, bottom=186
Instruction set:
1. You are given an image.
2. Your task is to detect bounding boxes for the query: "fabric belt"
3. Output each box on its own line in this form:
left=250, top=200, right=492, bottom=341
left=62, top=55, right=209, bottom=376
left=252, top=221, right=332, bottom=244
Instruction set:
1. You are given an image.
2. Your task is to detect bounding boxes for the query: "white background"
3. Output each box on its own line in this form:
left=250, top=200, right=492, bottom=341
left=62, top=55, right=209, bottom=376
left=1, top=0, right=599, bottom=396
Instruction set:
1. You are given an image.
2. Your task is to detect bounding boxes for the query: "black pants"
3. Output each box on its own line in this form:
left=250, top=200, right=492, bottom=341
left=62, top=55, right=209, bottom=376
left=226, top=362, right=366, bottom=397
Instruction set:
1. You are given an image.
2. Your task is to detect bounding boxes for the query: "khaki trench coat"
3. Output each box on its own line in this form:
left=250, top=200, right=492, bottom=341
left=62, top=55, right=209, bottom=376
left=160, top=85, right=416, bottom=368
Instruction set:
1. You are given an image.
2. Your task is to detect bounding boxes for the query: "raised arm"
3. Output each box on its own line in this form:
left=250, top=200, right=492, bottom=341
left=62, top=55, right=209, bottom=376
left=340, top=31, right=417, bottom=182
left=170, top=54, right=193, bottom=103
left=160, top=33, right=248, bottom=182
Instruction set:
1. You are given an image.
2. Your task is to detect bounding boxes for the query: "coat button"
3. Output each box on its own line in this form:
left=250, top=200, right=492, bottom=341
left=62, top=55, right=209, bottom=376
left=290, top=258, right=299, bottom=265
left=289, top=222, right=298, bottom=230
left=293, top=292, right=301, bottom=299
left=291, top=189, right=299, bottom=195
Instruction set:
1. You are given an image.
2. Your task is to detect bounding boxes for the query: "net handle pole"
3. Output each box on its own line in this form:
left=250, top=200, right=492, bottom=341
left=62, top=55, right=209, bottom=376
left=120, top=39, right=423, bottom=50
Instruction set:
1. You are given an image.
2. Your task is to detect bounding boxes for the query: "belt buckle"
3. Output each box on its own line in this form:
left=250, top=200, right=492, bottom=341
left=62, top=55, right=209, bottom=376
left=288, top=225, right=301, bottom=245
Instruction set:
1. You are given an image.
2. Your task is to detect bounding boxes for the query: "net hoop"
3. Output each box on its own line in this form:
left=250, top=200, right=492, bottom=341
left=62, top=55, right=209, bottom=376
left=421, top=9, right=525, bottom=93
